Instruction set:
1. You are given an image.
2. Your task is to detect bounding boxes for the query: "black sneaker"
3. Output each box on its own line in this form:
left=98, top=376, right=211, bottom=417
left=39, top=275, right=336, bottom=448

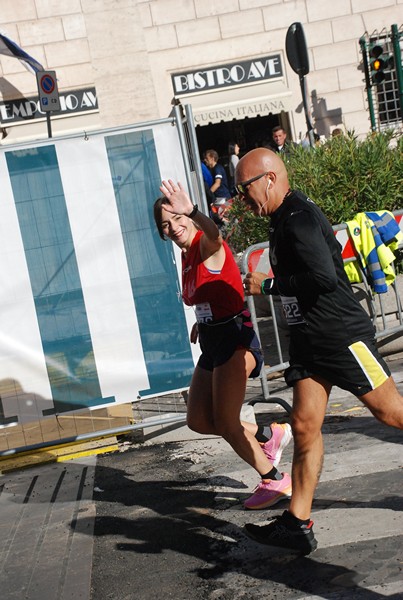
left=244, top=510, right=318, bottom=555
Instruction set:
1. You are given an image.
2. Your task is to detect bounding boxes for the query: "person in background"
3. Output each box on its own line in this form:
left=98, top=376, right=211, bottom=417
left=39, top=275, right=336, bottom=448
left=201, top=156, right=213, bottom=190
left=204, top=149, right=233, bottom=226
left=228, top=141, right=240, bottom=190
left=300, top=131, right=320, bottom=149
left=236, top=147, right=403, bottom=554
left=331, top=127, right=344, bottom=137
left=270, top=126, right=297, bottom=155
left=201, top=156, right=215, bottom=206
left=204, top=149, right=232, bottom=203
left=201, top=154, right=224, bottom=227
left=153, top=179, right=292, bottom=510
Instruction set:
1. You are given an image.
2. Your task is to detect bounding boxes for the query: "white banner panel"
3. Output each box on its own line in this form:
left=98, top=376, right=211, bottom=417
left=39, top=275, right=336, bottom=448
left=0, top=120, right=196, bottom=436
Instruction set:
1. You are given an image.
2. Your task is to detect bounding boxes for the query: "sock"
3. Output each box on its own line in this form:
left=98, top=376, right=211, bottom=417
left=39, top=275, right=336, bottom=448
left=283, top=510, right=311, bottom=527
left=255, top=424, right=273, bottom=443
left=261, top=467, right=282, bottom=481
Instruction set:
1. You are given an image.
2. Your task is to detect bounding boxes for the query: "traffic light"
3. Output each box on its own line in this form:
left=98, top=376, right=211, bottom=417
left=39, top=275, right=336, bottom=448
left=369, top=43, right=393, bottom=85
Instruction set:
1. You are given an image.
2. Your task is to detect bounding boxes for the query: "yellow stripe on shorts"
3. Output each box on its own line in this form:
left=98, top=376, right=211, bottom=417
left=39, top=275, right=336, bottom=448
left=348, top=341, right=389, bottom=390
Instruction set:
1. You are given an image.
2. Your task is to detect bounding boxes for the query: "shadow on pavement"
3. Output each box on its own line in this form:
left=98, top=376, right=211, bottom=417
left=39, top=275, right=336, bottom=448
left=78, top=444, right=402, bottom=600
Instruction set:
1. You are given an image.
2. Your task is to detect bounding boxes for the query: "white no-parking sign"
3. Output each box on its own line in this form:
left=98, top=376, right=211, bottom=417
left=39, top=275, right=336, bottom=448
left=36, top=70, right=61, bottom=112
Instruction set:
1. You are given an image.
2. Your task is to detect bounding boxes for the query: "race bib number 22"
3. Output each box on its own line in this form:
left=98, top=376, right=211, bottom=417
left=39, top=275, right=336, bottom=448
left=280, top=296, right=306, bottom=325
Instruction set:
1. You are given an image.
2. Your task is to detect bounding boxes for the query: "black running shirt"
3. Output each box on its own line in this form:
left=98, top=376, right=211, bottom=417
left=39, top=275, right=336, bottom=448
left=268, top=190, right=375, bottom=358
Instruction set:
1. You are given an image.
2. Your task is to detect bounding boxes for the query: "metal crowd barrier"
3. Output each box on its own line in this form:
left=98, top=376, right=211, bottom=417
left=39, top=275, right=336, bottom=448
left=241, top=209, right=403, bottom=414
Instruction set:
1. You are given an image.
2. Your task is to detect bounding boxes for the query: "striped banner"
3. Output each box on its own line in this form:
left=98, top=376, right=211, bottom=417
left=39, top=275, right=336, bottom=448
left=0, top=123, right=199, bottom=428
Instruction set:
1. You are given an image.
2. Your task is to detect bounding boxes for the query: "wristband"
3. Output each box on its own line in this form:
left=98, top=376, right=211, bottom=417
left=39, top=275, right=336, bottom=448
left=187, top=204, right=198, bottom=219
left=261, top=278, right=274, bottom=295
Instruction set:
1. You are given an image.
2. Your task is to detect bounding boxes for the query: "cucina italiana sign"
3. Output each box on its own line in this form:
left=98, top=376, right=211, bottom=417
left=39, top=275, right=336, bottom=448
left=172, top=55, right=283, bottom=95
left=193, top=99, right=288, bottom=124
left=0, top=87, right=98, bottom=124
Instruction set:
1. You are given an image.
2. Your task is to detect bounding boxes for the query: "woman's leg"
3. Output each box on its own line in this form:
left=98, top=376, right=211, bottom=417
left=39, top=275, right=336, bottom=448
left=189, top=349, right=291, bottom=509
left=186, top=365, right=217, bottom=435
left=211, top=348, right=275, bottom=475
left=186, top=362, right=279, bottom=442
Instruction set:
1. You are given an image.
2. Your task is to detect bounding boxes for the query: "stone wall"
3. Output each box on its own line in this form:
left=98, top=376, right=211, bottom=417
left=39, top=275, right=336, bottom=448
left=0, top=1, right=402, bottom=142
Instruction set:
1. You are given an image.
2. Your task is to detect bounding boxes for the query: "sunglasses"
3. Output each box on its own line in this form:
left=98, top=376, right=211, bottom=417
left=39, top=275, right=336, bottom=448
left=235, top=172, right=269, bottom=196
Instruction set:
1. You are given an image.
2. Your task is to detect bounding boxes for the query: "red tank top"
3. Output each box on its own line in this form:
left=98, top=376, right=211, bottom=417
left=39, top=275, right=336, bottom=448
left=182, top=230, right=244, bottom=322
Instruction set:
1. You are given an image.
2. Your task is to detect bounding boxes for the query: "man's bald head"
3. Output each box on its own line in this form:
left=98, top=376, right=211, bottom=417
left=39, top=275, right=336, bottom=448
left=235, top=148, right=290, bottom=216
left=236, top=147, right=287, bottom=182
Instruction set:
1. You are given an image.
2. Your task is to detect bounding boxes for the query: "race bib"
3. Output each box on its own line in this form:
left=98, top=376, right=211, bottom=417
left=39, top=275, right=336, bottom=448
left=280, top=296, right=306, bottom=325
left=195, top=302, right=213, bottom=324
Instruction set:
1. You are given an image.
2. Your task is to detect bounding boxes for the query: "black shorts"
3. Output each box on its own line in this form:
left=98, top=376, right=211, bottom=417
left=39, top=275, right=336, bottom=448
left=197, top=310, right=263, bottom=378
left=285, top=338, right=391, bottom=396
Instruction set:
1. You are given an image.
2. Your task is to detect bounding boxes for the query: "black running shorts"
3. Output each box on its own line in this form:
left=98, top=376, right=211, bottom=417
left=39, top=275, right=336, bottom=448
left=197, top=310, right=263, bottom=378
left=284, top=338, right=391, bottom=396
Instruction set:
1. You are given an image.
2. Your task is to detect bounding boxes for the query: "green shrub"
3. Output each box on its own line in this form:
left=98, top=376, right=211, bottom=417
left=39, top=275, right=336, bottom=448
left=227, top=130, right=403, bottom=254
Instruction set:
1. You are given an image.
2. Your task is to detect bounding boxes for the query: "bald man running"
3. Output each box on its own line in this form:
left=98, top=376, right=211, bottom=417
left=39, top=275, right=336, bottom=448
left=237, top=148, right=403, bottom=554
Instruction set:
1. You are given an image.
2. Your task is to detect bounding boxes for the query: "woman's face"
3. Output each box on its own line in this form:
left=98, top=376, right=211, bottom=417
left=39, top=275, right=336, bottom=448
left=160, top=206, right=194, bottom=248
left=235, top=143, right=240, bottom=155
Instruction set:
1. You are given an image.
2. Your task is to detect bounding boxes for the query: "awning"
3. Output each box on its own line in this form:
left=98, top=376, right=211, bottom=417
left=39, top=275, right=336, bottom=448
left=182, top=81, right=293, bottom=126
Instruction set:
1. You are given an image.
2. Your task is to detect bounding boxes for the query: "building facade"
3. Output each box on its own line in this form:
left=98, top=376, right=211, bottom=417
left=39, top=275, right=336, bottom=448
left=0, top=0, right=402, bottom=154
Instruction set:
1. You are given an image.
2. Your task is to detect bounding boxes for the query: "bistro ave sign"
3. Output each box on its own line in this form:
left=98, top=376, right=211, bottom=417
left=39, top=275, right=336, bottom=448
left=172, top=55, right=283, bottom=95
left=0, top=87, right=98, bottom=124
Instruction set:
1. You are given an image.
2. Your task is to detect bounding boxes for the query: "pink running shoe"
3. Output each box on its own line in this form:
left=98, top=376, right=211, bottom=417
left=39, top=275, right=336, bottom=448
left=260, top=422, right=292, bottom=468
left=244, top=472, right=292, bottom=510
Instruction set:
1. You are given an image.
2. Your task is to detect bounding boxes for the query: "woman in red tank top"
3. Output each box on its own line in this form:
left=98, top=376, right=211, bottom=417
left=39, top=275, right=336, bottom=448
left=153, top=180, right=292, bottom=510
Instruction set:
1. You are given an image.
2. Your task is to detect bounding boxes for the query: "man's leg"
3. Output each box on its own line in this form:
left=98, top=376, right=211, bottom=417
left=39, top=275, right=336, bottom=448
left=358, top=376, right=403, bottom=429
left=288, top=375, right=331, bottom=520
left=244, top=375, right=330, bottom=554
